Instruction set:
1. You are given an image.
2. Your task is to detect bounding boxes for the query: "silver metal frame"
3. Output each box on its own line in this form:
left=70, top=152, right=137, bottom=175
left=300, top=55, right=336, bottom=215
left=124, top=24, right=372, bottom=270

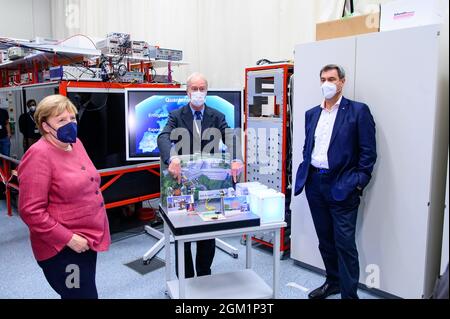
left=164, top=220, right=285, bottom=299
left=142, top=226, right=239, bottom=263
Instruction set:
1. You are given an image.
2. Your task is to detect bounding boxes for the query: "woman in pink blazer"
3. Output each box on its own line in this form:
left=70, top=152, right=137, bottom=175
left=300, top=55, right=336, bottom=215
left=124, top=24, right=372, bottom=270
left=18, top=94, right=110, bottom=299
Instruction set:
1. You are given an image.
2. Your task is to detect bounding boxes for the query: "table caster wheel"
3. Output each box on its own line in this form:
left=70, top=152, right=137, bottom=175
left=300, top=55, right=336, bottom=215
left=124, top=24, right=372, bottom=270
left=232, top=253, right=238, bottom=259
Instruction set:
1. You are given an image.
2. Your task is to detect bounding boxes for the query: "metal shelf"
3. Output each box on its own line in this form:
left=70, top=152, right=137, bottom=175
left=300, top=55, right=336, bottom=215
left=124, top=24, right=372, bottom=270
left=103, top=53, right=188, bottom=67
left=148, top=59, right=189, bottom=68
left=166, top=269, right=273, bottom=299
left=0, top=39, right=188, bottom=87
left=1, top=45, right=188, bottom=70
left=0, top=44, right=101, bottom=69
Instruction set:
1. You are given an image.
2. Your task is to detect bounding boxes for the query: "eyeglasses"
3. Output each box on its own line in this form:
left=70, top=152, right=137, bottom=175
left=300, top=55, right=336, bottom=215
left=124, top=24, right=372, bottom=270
left=189, top=86, right=207, bottom=92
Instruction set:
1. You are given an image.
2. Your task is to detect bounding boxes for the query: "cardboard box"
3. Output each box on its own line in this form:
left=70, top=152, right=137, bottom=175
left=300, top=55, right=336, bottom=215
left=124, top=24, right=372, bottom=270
left=316, top=13, right=380, bottom=41
left=380, top=0, right=443, bottom=32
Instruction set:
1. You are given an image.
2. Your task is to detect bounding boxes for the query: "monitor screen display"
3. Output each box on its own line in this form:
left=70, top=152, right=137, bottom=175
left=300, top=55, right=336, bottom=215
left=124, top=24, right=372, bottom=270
left=125, top=88, right=242, bottom=161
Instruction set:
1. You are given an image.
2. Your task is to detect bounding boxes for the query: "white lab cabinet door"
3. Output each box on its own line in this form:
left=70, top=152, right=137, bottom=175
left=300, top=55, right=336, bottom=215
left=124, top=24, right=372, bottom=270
left=292, top=37, right=356, bottom=271
left=292, top=25, right=447, bottom=298
left=355, top=24, right=443, bottom=299
left=441, top=155, right=449, bottom=274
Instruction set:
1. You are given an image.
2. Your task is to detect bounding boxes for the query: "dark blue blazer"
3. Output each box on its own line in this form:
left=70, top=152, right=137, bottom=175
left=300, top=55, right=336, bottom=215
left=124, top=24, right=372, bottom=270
left=294, top=96, right=377, bottom=201
left=157, top=104, right=237, bottom=165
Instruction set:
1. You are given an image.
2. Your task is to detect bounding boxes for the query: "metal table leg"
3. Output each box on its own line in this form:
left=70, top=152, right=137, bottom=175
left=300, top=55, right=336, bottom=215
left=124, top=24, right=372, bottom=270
left=177, top=240, right=186, bottom=299
left=164, top=221, right=171, bottom=282
left=273, top=228, right=281, bottom=298
left=246, top=233, right=252, bottom=269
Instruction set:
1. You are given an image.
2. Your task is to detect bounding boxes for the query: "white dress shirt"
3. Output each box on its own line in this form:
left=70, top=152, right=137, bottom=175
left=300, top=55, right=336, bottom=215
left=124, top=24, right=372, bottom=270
left=310, top=96, right=342, bottom=169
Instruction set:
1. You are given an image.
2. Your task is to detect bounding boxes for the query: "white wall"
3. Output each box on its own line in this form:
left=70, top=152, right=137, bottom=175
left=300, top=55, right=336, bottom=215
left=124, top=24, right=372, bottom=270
left=49, top=0, right=388, bottom=88
left=3, top=1, right=447, bottom=89
left=0, top=0, right=52, bottom=39
left=50, top=0, right=444, bottom=89
left=31, top=0, right=52, bottom=38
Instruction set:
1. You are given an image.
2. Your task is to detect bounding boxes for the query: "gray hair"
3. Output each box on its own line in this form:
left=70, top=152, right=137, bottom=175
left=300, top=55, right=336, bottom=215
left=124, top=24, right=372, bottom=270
left=186, top=72, right=208, bottom=89
left=320, top=64, right=346, bottom=79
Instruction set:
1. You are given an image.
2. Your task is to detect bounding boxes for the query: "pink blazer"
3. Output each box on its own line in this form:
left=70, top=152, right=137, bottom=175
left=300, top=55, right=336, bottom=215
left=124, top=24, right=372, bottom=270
left=18, top=138, right=110, bottom=261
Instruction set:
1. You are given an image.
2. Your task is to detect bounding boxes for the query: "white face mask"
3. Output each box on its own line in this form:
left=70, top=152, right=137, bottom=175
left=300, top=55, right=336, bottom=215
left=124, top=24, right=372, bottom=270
left=321, top=81, right=337, bottom=100
left=190, top=91, right=207, bottom=107
left=29, top=106, right=36, bottom=112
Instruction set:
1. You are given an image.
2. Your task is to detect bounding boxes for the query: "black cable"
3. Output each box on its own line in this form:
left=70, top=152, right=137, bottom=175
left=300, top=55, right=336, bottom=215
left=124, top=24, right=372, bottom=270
left=150, top=67, right=158, bottom=83
left=55, top=52, right=97, bottom=77
left=99, top=54, right=111, bottom=81
left=342, top=0, right=355, bottom=17
left=84, top=95, right=109, bottom=112
left=107, top=49, right=131, bottom=82
left=146, top=55, right=158, bottom=83
left=62, top=68, right=93, bottom=81
left=256, top=58, right=270, bottom=65
left=256, top=58, right=292, bottom=66
left=62, top=71, right=78, bottom=80
left=117, top=64, right=127, bottom=76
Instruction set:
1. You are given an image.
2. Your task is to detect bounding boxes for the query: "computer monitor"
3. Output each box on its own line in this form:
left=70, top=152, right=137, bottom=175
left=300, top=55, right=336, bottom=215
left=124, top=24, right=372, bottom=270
left=125, top=88, right=243, bottom=161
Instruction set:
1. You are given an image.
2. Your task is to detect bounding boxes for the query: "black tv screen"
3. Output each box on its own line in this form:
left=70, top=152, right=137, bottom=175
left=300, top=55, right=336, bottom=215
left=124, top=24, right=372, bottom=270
left=125, top=89, right=242, bottom=161
left=67, top=91, right=130, bottom=169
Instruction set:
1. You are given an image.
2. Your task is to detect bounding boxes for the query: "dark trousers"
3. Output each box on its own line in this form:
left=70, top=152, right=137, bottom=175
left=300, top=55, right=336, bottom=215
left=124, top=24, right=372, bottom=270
left=37, top=247, right=98, bottom=299
left=175, top=239, right=216, bottom=278
left=305, top=168, right=360, bottom=299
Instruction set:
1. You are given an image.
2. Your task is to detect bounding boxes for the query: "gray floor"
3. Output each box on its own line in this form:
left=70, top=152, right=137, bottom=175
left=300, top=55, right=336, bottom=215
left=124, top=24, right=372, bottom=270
left=0, top=200, right=380, bottom=299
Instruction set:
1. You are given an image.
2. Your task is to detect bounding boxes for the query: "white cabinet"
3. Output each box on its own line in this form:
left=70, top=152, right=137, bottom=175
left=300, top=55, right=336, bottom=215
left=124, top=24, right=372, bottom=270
left=291, top=24, right=448, bottom=298
left=441, top=155, right=449, bottom=274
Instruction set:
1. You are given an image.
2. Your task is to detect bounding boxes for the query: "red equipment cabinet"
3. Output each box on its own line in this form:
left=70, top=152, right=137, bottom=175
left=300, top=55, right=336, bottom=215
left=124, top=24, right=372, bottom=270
left=244, top=63, right=294, bottom=257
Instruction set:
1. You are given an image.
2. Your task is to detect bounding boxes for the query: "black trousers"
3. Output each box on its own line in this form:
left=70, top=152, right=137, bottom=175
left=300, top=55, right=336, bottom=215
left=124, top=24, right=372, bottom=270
left=175, top=239, right=216, bottom=278
left=37, top=247, right=98, bottom=299
left=305, top=168, right=360, bottom=299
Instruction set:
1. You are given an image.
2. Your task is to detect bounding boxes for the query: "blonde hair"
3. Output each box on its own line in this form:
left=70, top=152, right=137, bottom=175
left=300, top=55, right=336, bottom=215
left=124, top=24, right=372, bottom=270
left=34, top=94, right=78, bottom=135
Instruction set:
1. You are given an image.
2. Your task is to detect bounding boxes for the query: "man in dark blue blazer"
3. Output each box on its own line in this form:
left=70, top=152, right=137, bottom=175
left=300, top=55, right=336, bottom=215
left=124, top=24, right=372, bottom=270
left=294, top=64, right=377, bottom=299
left=158, top=72, right=243, bottom=279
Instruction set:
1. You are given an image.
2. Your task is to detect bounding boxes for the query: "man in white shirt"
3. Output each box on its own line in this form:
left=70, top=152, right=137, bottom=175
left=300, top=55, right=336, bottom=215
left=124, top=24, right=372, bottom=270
left=294, top=64, right=377, bottom=299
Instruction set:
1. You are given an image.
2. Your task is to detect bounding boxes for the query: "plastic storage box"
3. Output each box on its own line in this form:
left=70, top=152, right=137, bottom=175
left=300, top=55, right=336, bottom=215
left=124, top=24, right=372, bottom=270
left=249, top=189, right=285, bottom=224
